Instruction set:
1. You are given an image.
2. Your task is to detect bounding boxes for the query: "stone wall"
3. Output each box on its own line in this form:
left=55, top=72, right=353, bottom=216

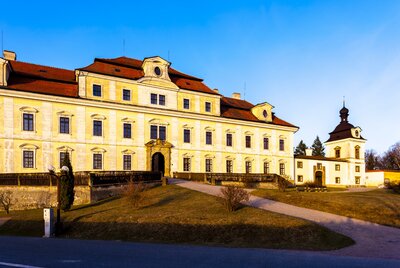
left=0, top=182, right=162, bottom=212
left=0, top=186, right=90, bottom=211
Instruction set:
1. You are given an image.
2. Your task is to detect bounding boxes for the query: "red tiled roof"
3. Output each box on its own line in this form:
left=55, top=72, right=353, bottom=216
left=171, top=77, right=217, bottom=95
left=79, top=61, right=144, bottom=80
left=221, top=97, right=254, bottom=110
left=6, top=61, right=78, bottom=97
left=7, top=75, right=78, bottom=97
left=220, top=97, right=297, bottom=128
left=78, top=56, right=219, bottom=95
left=10, top=61, right=76, bottom=83
left=96, top=57, right=203, bottom=81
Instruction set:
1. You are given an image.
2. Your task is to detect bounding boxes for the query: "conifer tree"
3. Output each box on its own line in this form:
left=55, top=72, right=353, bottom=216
left=60, top=152, right=75, bottom=211
left=311, top=136, right=325, bottom=156
left=294, top=140, right=307, bottom=156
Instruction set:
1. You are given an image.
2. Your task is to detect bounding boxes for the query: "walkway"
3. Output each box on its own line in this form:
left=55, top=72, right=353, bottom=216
left=0, top=217, right=10, bottom=227
left=170, top=179, right=400, bottom=260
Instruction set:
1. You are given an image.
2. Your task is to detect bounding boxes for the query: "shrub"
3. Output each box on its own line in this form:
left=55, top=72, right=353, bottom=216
left=277, top=177, right=289, bottom=192
left=0, top=191, right=13, bottom=214
left=390, top=181, right=400, bottom=194
left=220, top=185, right=249, bottom=212
left=124, top=181, right=148, bottom=208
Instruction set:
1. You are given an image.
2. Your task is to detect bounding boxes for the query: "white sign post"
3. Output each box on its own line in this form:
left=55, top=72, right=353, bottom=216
left=43, top=208, right=54, bottom=238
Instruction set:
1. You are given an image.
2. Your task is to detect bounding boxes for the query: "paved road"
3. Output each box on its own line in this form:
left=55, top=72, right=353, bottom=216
left=170, top=179, right=400, bottom=260
left=0, top=236, right=399, bottom=268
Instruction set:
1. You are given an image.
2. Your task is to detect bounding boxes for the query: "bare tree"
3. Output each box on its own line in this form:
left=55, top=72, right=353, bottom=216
left=381, top=142, right=400, bottom=170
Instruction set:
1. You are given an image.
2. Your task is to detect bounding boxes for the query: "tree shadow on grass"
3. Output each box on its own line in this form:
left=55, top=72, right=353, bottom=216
left=69, top=196, right=120, bottom=212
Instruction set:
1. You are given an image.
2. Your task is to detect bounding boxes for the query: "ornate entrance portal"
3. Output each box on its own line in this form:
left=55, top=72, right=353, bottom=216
left=152, top=152, right=165, bottom=175
left=145, top=139, right=172, bottom=177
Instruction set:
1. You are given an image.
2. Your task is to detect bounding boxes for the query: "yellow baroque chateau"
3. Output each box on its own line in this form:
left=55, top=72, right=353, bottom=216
left=0, top=50, right=299, bottom=178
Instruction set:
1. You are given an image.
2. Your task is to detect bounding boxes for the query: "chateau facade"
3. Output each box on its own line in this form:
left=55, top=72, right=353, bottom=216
left=0, top=51, right=298, bottom=177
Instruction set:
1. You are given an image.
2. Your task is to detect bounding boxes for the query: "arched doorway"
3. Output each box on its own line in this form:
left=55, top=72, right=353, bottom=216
left=315, top=171, right=323, bottom=187
left=152, top=152, right=165, bottom=176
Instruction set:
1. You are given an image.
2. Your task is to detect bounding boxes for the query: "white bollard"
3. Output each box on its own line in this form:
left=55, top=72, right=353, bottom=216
left=43, top=208, right=54, bottom=238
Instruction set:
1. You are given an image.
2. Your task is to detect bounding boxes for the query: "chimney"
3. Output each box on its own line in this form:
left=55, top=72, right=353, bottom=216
left=305, top=148, right=313, bottom=156
left=3, top=50, right=16, bottom=61
left=213, top=88, right=219, bottom=93
left=232, top=92, right=241, bottom=100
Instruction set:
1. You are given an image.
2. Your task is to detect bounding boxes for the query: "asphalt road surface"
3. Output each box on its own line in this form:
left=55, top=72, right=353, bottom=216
left=0, top=236, right=399, bottom=268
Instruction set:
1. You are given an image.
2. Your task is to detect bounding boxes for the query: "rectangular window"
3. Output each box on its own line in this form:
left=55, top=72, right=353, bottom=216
left=206, top=131, right=212, bottom=145
left=93, top=120, right=102, bottom=136
left=59, top=152, right=70, bottom=168
left=150, top=125, right=166, bottom=140
left=245, top=161, right=252, bottom=173
left=150, top=93, right=158, bottom=104
left=279, top=163, right=285, bottom=175
left=297, top=161, right=303, bottom=168
left=226, top=133, right=233, bottom=147
left=335, top=177, right=341, bottom=184
left=226, top=160, right=233, bottom=173
left=183, top=157, right=191, bottom=172
left=59, top=117, right=70, bottom=134
left=183, top=99, right=190, bottom=109
left=150, top=125, right=158, bottom=139
left=263, top=137, right=269, bottom=150
left=297, top=175, right=303, bottom=182
left=245, top=136, right=251, bottom=148
left=264, top=162, right=270, bottom=174
left=317, top=163, right=322, bottom=170
left=123, top=155, right=132, bottom=170
left=355, top=176, right=360, bottom=184
left=123, top=123, right=132, bottom=139
left=279, top=139, right=285, bottom=151
left=93, top=154, right=102, bottom=170
left=23, top=150, right=34, bottom=168
left=205, top=102, right=211, bottom=112
left=123, top=89, right=131, bottom=101
left=205, top=159, right=213, bottom=172
left=183, top=129, right=191, bottom=143
left=355, top=165, right=360, bottom=172
left=93, top=84, right=102, bottom=97
left=23, top=113, right=34, bottom=131
left=335, top=149, right=341, bottom=158
left=335, top=164, right=340, bottom=171
left=159, top=126, right=166, bottom=140
left=159, top=95, right=166, bottom=106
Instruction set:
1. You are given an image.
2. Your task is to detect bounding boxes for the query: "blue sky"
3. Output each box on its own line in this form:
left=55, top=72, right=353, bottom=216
left=1, top=0, right=399, bottom=153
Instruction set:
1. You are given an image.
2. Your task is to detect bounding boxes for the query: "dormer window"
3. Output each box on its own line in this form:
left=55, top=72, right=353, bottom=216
left=93, top=84, right=102, bottom=97
left=263, top=110, right=268, bottom=118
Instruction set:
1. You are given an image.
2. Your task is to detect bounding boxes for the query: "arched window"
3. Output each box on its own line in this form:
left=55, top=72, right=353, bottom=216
left=335, top=146, right=341, bottom=158
left=355, top=146, right=360, bottom=159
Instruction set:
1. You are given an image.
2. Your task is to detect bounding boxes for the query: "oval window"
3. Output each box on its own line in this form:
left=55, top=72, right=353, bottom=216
left=154, top=66, right=162, bottom=76
left=355, top=130, right=359, bottom=137
left=263, top=110, right=268, bottom=118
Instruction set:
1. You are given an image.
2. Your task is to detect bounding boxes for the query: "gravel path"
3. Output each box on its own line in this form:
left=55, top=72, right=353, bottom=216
left=0, top=217, right=10, bottom=227
left=170, top=179, right=400, bottom=260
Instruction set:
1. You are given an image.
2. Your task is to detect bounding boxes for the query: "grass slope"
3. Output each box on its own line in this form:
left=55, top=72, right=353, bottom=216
left=0, top=185, right=353, bottom=250
left=252, top=188, right=400, bottom=228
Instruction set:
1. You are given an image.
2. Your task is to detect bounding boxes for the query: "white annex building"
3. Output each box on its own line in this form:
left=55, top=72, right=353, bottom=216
left=294, top=105, right=366, bottom=187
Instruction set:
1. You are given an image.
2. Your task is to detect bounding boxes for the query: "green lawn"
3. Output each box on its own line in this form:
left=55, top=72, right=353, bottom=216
left=0, top=185, right=353, bottom=250
left=252, top=188, right=400, bottom=228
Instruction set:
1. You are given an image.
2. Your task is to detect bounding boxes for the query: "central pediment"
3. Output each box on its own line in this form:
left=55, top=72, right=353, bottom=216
left=138, top=56, right=178, bottom=89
